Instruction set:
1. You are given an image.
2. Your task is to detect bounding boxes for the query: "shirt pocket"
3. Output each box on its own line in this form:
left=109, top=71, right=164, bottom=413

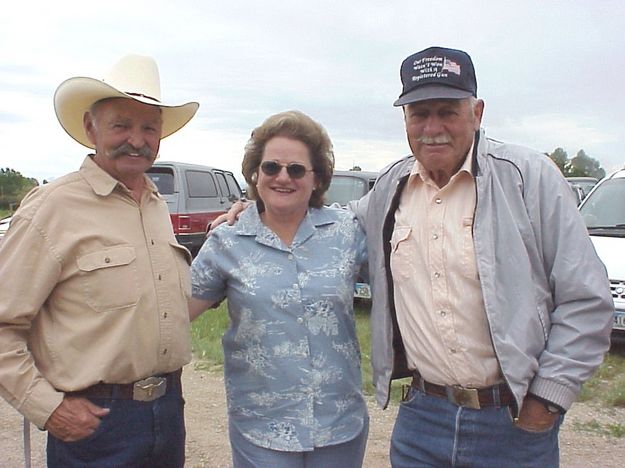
left=460, top=216, right=478, bottom=279
left=77, top=245, right=140, bottom=312
left=390, top=226, right=413, bottom=282
left=170, top=241, right=192, bottom=299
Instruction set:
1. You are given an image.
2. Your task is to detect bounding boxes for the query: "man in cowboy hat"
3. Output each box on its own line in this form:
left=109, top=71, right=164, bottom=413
left=0, top=54, right=198, bottom=467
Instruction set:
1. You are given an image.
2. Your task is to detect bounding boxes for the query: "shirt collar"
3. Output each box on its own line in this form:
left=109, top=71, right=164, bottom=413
left=79, top=155, right=159, bottom=197
left=409, top=138, right=475, bottom=184
left=235, top=202, right=336, bottom=245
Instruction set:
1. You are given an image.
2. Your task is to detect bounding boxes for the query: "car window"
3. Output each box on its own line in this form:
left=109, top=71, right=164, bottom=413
left=577, top=181, right=597, bottom=197
left=186, top=170, right=218, bottom=198
left=215, top=172, right=230, bottom=198
left=225, top=173, right=242, bottom=198
left=146, top=168, right=175, bottom=194
left=326, top=175, right=368, bottom=206
left=579, top=178, right=625, bottom=227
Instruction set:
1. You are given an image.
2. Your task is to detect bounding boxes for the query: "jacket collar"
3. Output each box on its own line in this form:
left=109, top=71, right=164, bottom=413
left=471, top=128, right=486, bottom=178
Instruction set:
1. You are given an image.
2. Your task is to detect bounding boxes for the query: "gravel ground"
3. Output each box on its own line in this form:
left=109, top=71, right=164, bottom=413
left=2, top=362, right=624, bottom=467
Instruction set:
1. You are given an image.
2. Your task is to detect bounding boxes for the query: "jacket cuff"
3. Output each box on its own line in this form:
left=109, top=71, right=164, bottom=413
left=529, top=375, right=577, bottom=411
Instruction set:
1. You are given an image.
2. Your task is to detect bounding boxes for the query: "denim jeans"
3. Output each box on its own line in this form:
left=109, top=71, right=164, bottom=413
left=229, top=415, right=369, bottom=468
left=390, top=386, right=561, bottom=468
left=47, top=378, right=185, bottom=468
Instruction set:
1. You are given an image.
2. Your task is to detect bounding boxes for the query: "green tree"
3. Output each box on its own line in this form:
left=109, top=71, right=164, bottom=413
left=568, top=150, right=606, bottom=179
left=549, top=147, right=568, bottom=173
left=0, top=168, right=38, bottom=210
left=547, top=148, right=606, bottom=179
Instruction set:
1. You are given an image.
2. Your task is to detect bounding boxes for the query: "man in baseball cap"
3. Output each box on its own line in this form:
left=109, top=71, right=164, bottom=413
left=0, top=54, right=199, bottom=467
left=354, top=46, right=613, bottom=466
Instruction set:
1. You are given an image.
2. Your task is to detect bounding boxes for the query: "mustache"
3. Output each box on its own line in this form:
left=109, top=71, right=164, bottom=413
left=109, top=143, right=154, bottom=160
left=416, top=135, right=452, bottom=144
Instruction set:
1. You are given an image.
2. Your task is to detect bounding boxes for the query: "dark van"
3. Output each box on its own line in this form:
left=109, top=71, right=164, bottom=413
left=146, top=161, right=243, bottom=256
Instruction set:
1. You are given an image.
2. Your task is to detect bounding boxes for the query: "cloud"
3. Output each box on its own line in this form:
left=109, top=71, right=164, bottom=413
left=1, top=0, right=624, bottom=181
left=487, top=113, right=624, bottom=171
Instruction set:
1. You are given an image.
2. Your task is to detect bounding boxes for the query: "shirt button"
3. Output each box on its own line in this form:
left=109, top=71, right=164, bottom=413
left=440, top=310, right=446, bottom=316
left=297, top=317, right=304, bottom=324
left=435, top=198, right=442, bottom=204
left=434, top=272, right=441, bottom=278
left=163, top=348, right=168, bottom=355
left=432, top=234, right=439, bottom=240
left=288, top=254, right=294, bottom=260
left=104, top=257, right=111, bottom=263
left=450, top=348, right=457, bottom=354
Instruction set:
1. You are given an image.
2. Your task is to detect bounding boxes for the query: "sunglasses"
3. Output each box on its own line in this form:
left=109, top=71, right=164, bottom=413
left=259, top=160, right=314, bottom=179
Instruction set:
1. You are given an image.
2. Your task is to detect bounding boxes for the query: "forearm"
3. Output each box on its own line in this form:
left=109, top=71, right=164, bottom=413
left=533, top=279, right=613, bottom=409
left=188, top=297, right=216, bottom=321
left=0, top=326, right=64, bottom=428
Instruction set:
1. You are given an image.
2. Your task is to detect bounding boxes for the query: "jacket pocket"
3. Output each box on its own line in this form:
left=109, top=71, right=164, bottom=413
left=170, top=241, right=192, bottom=299
left=77, top=245, right=139, bottom=312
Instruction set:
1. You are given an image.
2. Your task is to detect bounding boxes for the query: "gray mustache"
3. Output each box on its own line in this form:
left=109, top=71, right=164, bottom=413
left=110, top=143, right=153, bottom=160
left=416, top=135, right=452, bottom=144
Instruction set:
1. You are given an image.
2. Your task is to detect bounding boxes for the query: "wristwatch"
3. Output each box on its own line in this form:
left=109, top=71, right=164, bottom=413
left=529, top=393, right=565, bottom=414
left=545, top=402, right=563, bottom=415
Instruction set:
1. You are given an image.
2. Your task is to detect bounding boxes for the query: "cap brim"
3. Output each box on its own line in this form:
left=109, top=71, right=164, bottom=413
left=393, top=85, right=473, bottom=107
left=54, top=77, right=199, bottom=148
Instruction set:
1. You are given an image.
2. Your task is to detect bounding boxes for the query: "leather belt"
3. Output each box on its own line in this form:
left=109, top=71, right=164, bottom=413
left=66, top=369, right=181, bottom=402
left=411, top=371, right=514, bottom=410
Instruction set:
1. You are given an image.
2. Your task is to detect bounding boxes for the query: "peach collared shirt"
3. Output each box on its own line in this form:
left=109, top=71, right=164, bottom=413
left=390, top=151, right=502, bottom=387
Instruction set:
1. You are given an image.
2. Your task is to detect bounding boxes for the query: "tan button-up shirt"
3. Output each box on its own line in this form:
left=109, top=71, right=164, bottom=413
left=0, top=156, right=192, bottom=428
left=391, top=153, right=501, bottom=387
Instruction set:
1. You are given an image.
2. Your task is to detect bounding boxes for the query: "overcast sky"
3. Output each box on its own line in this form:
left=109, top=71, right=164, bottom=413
left=2, top=0, right=624, bottom=184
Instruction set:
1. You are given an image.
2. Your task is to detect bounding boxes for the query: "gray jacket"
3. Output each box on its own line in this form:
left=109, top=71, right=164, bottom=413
left=353, top=129, right=614, bottom=413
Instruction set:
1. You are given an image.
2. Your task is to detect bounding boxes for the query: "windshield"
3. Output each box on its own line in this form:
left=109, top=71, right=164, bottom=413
left=325, top=175, right=368, bottom=206
left=579, top=178, right=625, bottom=228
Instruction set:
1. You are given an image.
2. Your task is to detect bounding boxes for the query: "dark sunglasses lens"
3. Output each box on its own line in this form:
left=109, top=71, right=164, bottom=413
left=286, top=164, right=307, bottom=179
left=260, top=161, right=281, bottom=176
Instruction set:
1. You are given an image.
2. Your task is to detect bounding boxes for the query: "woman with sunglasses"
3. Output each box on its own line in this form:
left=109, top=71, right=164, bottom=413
left=188, top=110, right=369, bottom=468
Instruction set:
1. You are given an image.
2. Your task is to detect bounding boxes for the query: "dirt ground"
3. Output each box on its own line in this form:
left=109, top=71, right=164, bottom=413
left=1, top=361, right=624, bottom=467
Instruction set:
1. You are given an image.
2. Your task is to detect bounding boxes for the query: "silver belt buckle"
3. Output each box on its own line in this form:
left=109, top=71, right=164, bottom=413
left=446, top=386, right=481, bottom=409
left=133, top=376, right=166, bottom=401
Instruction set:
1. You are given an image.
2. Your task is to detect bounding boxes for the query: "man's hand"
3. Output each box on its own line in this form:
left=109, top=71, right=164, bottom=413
left=208, top=199, right=250, bottom=232
left=44, top=396, right=110, bottom=442
left=515, top=396, right=559, bottom=432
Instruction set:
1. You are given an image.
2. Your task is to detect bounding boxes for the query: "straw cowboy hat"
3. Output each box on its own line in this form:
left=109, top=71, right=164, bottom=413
left=54, top=54, right=199, bottom=148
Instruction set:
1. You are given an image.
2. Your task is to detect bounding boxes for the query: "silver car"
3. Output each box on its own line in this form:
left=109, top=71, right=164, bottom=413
left=578, top=169, right=625, bottom=344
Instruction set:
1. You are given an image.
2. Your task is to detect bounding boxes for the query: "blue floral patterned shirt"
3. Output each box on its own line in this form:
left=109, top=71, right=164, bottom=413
left=191, top=204, right=368, bottom=451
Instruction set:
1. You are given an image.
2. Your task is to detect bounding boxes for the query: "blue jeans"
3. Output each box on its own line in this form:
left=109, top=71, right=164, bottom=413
left=47, top=379, right=185, bottom=468
left=390, top=386, right=561, bottom=468
left=229, top=416, right=369, bottom=468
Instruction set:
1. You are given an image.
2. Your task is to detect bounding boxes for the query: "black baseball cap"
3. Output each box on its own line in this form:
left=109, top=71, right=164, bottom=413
left=393, top=46, right=477, bottom=107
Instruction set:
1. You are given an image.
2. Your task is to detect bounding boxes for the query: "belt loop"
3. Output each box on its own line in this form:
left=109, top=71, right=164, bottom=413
left=492, top=385, right=501, bottom=407
left=417, top=373, right=426, bottom=393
